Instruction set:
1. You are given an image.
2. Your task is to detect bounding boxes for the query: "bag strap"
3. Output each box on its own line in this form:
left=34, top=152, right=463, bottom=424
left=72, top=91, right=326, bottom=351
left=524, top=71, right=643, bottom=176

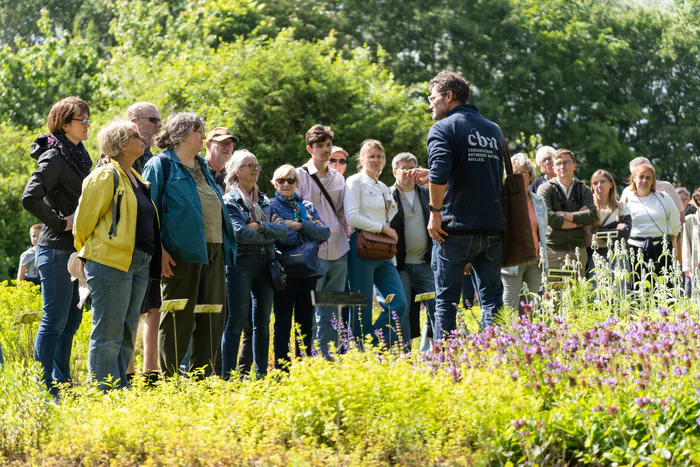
left=301, top=166, right=336, bottom=212
left=108, top=167, right=119, bottom=238
left=157, top=154, right=171, bottom=213
left=495, top=124, right=513, bottom=176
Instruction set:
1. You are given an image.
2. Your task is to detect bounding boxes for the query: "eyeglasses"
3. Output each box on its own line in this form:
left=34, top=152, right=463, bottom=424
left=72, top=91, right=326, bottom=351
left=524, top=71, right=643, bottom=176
left=72, top=117, right=91, bottom=125
left=541, top=157, right=553, bottom=164
left=276, top=178, right=297, bottom=185
left=329, top=158, right=347, bottom=165
left=128, top=131, right=142, bottom=140
left=428, top=91, right=448, bottom=104
left=245, top=163, right=261, bottom=171
left=395, top=167, right=415, bottom=173
left=140, top=117, right=162, bottom=124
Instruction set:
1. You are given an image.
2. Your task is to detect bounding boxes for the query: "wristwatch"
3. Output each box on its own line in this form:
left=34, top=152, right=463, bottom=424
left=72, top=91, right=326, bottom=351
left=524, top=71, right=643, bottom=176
left=428, top=204, right=442, bottom=213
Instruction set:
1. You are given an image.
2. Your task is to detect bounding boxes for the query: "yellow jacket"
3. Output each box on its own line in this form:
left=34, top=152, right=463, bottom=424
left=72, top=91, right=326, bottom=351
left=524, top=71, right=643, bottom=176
left=73, top=160, right=158, bottom=272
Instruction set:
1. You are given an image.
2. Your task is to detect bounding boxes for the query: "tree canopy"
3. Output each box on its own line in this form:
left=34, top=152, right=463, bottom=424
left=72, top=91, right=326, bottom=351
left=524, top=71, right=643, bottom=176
left=0, top=0, right=698, bottom=277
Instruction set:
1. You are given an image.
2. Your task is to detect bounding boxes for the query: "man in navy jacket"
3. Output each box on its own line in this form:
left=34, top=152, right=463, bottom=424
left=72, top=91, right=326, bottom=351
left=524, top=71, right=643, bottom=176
left=426, top=71, right=506, bottom=337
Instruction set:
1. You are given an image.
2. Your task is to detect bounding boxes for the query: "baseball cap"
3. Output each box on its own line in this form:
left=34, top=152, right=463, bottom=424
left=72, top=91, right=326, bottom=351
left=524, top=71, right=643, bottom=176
left=331, top=146, right=348, bottom=158
left=206, top=127, right=239, bottom=144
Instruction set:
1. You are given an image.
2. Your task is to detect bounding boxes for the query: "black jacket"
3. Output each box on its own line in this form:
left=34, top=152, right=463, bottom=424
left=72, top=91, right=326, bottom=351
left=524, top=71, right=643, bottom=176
left=22, top=135, right=92, bottom=251
left=389, top=184, right=431, bottom=271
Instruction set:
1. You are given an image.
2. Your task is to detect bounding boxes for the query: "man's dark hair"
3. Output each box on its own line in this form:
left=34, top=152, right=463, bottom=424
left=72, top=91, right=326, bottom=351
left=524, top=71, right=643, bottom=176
left=305, top=124, right=334, bottom=147
left=554, top=149, right=576, bottom=164
left=428, top=71, right=470, bottom=104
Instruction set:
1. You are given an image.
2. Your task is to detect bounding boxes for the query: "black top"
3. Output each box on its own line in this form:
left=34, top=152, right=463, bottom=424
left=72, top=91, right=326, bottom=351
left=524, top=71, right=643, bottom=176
left=22, top=134, right=92, bottom=251
left=133, top=181, right=157, bottom=256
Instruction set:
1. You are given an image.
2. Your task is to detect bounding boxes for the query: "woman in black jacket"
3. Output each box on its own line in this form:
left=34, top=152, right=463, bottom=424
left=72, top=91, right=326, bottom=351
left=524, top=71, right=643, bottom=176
left=22, top=96, right=92, bottom=392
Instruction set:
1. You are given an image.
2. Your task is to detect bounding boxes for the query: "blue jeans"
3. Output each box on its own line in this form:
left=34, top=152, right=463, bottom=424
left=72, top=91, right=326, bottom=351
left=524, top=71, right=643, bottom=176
left=313, top=254, right=348, bottom=356
left=34, top=245, right=82, bottom=390
left=432, top=233, right=503, bottom=338
left=462, top=273, right=478, bottom=308
left=222, top=253, right=275, bottom=378
left=85, top=249, right=151, bottom=390
left=347, top=233, right=408, bottom=348
left=398, top=263, right=436, bottom=346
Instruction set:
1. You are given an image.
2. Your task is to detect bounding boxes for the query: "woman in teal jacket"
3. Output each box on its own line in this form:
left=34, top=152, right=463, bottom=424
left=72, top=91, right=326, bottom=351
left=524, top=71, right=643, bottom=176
left=142, top=112, right=236, bottom=377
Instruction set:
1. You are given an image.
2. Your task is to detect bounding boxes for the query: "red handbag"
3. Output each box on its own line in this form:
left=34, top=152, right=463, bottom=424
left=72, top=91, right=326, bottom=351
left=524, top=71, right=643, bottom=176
left=355, top=230, right=397, bottom=261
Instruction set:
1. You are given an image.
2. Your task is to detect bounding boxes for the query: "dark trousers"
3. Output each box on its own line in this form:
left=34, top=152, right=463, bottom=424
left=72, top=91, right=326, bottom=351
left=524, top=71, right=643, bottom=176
left=273, top=276, right=317, bottom=369
left=238, top=298, right=254, bottom=375
left=159, top=243, right=226, bottom=377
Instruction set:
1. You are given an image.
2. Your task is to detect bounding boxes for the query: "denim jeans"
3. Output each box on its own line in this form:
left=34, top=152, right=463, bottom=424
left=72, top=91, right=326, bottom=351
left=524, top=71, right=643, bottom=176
left=34, top=245, right=82, bottom=390
left=348, top=233, right=408, bottom=348
left=398, top=263, right=436, bottom=347
left=462, top=273, right=478, bottom=308
left=85, top=248, right=151, bottom=390
left=274, top=276, right=317, bottom=369
left=432, top=233, right=503, bottom=338
left=222, top=253, right=275, bottom=378
left=313, top=254, right=348, bottom=356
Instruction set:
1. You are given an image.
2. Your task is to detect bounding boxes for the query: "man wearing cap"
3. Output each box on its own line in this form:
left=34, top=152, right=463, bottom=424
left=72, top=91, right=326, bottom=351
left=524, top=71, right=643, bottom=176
left=127, top=102, right=163, bottom=175
left=205, top=127, right=238, bottom=194
left=296, top=124, right=350, bottom=357
left=329, top=146, right=349, bottom=176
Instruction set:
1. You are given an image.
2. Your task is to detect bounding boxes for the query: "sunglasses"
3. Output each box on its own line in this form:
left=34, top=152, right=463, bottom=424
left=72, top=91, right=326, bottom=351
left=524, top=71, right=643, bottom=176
left=140, top=117, right=162, bottom=124
left=276, top=178, right=297, bottom=185
left=329, top=158, right=347, bottom=165
left=72, top=117, right=91, bottom=125
left=395, top=167, right=415, bottom=173
left=245, top=163, right=261, bottom=171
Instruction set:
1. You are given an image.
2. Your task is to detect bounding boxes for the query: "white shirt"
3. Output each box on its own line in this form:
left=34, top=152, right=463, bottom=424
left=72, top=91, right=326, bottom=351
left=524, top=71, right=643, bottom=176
left=344, top=171, right=397, bottom=233
left=626, top=191, right=681, bottom=245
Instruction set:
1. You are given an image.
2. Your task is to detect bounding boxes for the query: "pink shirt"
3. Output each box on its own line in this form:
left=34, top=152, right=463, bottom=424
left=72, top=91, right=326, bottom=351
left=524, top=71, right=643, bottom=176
left=296, top=160, right=350, bottom=261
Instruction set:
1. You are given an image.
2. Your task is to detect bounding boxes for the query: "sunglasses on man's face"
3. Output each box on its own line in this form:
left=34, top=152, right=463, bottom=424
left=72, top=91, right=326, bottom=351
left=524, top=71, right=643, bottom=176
left=329, top=158, right=347, bottom=165
left=140, top=116, right=162, bottom=124
left=276, top=178, right=297, bottom=186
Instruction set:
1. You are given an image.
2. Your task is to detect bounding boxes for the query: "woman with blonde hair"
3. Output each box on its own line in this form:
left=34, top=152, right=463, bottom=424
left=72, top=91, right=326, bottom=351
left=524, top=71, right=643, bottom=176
left=344, top=139, right=407, bottom=348
left=74, top=120, right=159, bottom=390
left=587, top=169, right=631, bottom=276
left=625, top=163, right=681, bottom=272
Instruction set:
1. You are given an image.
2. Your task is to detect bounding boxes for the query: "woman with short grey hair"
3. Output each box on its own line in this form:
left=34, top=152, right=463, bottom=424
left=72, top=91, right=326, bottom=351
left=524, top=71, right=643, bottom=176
left=501, top=153, right=548, bottom=316
left=142, top=112, right=237, bottom=377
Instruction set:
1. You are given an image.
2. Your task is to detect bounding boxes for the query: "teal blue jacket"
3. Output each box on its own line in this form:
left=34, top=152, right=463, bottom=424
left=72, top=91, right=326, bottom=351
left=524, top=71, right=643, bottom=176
left=142, top=149, right=236, bottom=266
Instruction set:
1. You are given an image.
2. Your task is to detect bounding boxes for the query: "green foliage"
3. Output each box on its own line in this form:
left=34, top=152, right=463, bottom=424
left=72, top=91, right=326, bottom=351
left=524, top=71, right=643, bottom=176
left=0, top=125, right=42, bottom=279
left=0, top=282, right=91, bottom=384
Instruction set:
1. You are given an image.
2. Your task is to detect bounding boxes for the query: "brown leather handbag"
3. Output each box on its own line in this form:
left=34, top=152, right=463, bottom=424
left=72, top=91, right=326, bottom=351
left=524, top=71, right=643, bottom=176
left=499, top=126, right=538, bottom=268
left=356, top=230, right=397, bottom=261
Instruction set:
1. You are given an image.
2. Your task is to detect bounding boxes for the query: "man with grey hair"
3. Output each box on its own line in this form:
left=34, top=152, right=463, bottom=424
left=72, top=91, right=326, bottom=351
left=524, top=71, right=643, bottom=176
left=126, top=102, right=163, bottom=174
left=677, top=186, right=697, bottom=216
left=389, top=152, right=435, bottom=350
left=529, top=146, right=556, bottom=194
left=125, top=102, right=162, bottom=383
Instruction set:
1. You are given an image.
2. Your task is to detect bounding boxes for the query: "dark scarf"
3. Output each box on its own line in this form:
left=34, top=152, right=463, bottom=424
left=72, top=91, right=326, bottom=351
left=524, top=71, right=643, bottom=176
left=53, top=133, right=92, bottom=173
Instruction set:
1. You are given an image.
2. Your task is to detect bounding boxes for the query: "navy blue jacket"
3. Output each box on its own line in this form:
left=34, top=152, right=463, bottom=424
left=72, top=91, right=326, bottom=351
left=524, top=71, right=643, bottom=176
left=269, top=192, right=331, bottom=249
left=223, top=189, right=288, bottom=256
left=427, top=104, right=506, bottom=234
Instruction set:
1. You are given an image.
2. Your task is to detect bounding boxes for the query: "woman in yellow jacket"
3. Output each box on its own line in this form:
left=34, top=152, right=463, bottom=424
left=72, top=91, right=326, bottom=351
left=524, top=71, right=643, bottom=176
left=74, top=120, right=160, bottom=390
